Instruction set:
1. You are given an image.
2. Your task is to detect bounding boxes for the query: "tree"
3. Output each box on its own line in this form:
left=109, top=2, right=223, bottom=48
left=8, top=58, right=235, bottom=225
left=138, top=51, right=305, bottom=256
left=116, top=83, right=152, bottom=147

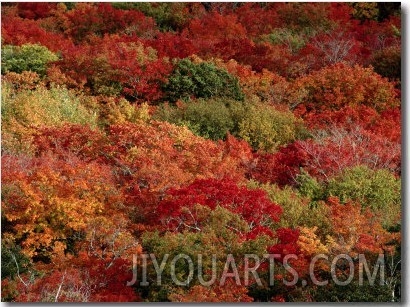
left=16, top=2, right=58, bottom=19
left=115, top=3, right=204, bottom=32
left=235, top=3, right=278, bottom=37
left=30, top=121, right=254, bottom=197
left=7, top=255, right=140, bottom=302
left=371, top=46, right=401, bottom=82
left=1, top=44, right=58, bottom=76
left=182, top=11, right=247, bottom=56
left=325, top=197, right=399, bottom=258
left=163, top=58, right=244, bottom=102
left=1, top=80, right=98, bottom=155
left=295, top=126, right=401, bottom=180
left=1, top=6, right=73, bottom=53
left=236, top=101, right=302, bottom=152
left=31, top=124, right=105, bottom=162
left=1, top=152, right=120, bottom=261
left=276, top=2, right=333, bottom=34
left=156, top=178, right=282, bottom=235
left=248, top=141, right=309, bottom=187
left=155, top=97, right=302, bottom=151
left=302, top=30, right=361, bottom=68
left=104, top=121, right=252, bottom=193
left=301, top=104, right=401, bottom=144
left=154, top=98, right=236, bottom=141
left=325, top=166, right=401, bottom=227
left=56, top=35, right=172, bottom=100
left=207, top=58, right=291, bottom=104
left=63, top=3, right=157, bottom=43
left=145, top=32, right=198, bottom=59
left=248, top=181, right=331, bottom=235
left=290, top=63, right=399, bottom=115
left=140, top=206, right=272, bottom=301
left=248, top=123, right=400, bottom=187
left=351, top=2, right=379, bottom=22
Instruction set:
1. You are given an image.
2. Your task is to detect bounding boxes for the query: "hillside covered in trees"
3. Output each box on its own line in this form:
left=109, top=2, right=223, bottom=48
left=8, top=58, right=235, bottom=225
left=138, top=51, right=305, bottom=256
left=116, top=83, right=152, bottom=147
left=1, top=2, right=401, bottom=302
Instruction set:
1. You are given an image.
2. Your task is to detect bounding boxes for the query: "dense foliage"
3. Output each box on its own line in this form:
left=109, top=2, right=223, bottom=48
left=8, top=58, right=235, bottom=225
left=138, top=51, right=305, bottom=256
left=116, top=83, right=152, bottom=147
left=1, top=2, right=401, bottom=303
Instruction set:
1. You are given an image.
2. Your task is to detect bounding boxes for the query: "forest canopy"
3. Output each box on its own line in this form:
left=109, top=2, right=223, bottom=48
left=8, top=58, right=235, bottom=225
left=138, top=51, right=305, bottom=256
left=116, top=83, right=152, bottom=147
left=1, top=2, right=401, bottom=303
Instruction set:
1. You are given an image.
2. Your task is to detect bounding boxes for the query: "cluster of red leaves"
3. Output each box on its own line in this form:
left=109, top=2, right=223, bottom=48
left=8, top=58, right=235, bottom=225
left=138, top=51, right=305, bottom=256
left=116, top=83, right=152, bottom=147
left=250, top=124, right=400, bottom=186
left=268, top=228, right=301, bottom=261
left=2, top=2, right=401, bottom=98
left=63, top=3, right=157, bottom=42
left=10, top=255, right=138, bottom=302
left=302, top=105, right=401, bottom=143
left=156, top=178, right=282, bottom=236
left=1, top=7, right=72, bottom=52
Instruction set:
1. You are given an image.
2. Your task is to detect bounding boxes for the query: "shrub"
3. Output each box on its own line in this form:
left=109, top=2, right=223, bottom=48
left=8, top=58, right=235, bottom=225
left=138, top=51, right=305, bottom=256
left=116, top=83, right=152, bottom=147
left=2, top=84, right=97, bottom=128
left=262, top=28, right=307, bottom=53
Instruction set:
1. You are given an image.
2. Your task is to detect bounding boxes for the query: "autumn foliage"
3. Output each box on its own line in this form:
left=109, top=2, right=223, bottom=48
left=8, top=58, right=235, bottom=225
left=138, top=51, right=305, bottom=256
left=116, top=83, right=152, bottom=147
left=1, top=2, right=401, bottom=303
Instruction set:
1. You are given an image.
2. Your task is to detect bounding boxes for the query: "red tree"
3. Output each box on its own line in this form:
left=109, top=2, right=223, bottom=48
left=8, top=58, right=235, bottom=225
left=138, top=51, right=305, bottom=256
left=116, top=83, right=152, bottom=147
left=156, top=178, right=282, bottom=236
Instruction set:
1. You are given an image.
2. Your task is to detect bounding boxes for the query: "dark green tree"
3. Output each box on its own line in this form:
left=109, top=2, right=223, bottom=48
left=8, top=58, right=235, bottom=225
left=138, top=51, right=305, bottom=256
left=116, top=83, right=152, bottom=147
left=163, top=58, right=244, bottom=103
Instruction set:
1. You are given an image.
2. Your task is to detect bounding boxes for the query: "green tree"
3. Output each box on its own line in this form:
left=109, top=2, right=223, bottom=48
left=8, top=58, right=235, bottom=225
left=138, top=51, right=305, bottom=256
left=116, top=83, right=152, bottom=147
left=237, top=102, right=300, bottom=152
left=163, top=58, right=244, bottom=103
left=140, top=206, right=271, bottom=301
left=154, top=98, right=238, bottom=140
left=1, top=242, right=31, bottom=280
left=325, top=166, right=401, bottom=227
left=296, top=169, right=324, bottom=202
left=247, top=180, right=331, bottom=237
left=1, top=44, right=58, bottom=77
left=155, top=98, right=302, bottom=151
